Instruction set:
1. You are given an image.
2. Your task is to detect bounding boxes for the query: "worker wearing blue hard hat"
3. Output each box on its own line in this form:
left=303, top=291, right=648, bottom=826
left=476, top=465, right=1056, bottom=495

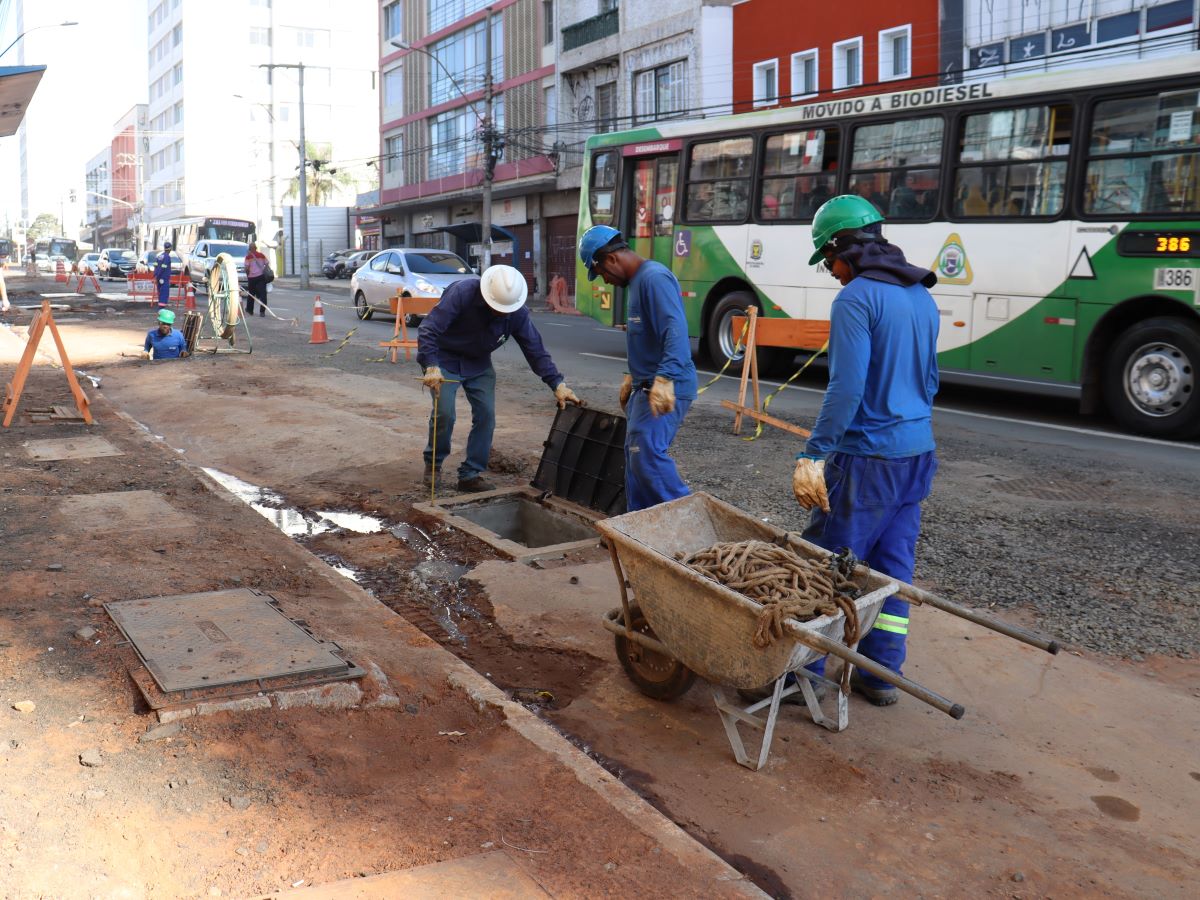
left=579, top=225, right=697, bottom=511
left=793, top=195, right=940, bottom=707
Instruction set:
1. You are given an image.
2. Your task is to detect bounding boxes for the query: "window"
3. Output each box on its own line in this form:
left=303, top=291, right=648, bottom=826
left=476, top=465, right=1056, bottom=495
left=292, top=29, right=330, bottom=49
left=879, top=25, right=911, bottom=81
left=1084, top=89, right=1200, bottom=216
left=172, top=62, right=183, bottom=85
left=850, top=117, right=943, bottom=219
left=384, top=2, right=403, bottom=41
left=544, top=85, right=557, bottom=128
left=1147, top=0, right=1194, bottom=32
left=955, top=105, right=1072, bottom=218
left=752, top=59, right=778, bottom=108
left=600, top=0, right=618, bottom=11
left=370, top=252, right=390, bottom=272
left=429, top=106, right=473, bottom=179
left=758, top=128, right=840, bottom=221
left=543, top=0, right=554, bottom=46
left=791, top=49, right=818, bottom=100
left=383, top=67, right=404, bottom=109
left=427, top=0, right=490, bottom=34
left=172, top=23, right=182, bottom=46
left=589, top=150, right=617, bottom=225
left=633, top=61, right=686, bottom=124
left=174, top=140, right=183, bottom=162
left=833, top=37, right=862, bottom=90
left=596, top=82, right=616, bottom=133
left=429, top=17, right=503, bottom=106
left=385, top=135, right=403, bottom=174
left=249, top=27, right=270, bottom=46
left=684, top=137, right=753, bottom=222
left=174, top=101, right=183, bottom=124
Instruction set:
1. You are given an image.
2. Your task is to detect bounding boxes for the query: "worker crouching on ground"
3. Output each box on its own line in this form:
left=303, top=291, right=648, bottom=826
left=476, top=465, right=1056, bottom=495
left=417, top=264, right=583, bottom=493
left=153, top=241, right=174, bottom=309
left=143, top=308, right=190, bottom=360
left=579, top=226, right=698, bottom=511
left=793, top=195, right=939, bottom=707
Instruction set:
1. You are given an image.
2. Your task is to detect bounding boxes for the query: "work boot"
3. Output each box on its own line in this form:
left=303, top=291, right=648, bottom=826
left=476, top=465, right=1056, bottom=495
left=422, top=464, right=440, bottom=487
left=456, top=474, right=496, bottom=493
left=850, top=670, right=899, bottom=706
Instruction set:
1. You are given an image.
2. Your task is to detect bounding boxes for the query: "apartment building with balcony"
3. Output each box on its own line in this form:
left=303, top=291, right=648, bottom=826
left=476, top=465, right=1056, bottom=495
left=371, top=0, right=571, bottom=295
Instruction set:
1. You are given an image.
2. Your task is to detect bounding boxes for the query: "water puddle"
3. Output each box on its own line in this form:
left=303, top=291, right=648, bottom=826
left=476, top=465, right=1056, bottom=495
left=202, top=468, right=386, bottom=537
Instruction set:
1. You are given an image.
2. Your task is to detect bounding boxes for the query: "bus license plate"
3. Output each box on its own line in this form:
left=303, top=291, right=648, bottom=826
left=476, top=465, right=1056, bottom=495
left=1153, top=267, right=1198, bottom=301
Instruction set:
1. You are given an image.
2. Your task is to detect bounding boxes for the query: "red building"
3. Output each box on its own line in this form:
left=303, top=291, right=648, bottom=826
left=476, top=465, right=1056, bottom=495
left=731, top=0, right=945, bottom=113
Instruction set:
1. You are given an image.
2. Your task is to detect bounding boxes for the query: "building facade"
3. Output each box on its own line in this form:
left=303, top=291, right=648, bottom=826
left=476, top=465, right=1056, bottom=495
left=143, top=0, right=378, bottom=248
left=104, top=104, right=149, bottom=251
left=84, top=148, right=113, bottom=252
left=372, top=0, right=564, bottom=296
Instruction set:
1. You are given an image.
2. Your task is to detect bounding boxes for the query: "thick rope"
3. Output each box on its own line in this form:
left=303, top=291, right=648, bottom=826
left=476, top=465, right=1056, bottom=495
left=679, top=539, right=863, bottom=689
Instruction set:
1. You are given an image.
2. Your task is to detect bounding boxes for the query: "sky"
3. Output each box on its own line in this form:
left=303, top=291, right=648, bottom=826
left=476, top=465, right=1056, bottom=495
left=0, top=0, right=147, bottom=234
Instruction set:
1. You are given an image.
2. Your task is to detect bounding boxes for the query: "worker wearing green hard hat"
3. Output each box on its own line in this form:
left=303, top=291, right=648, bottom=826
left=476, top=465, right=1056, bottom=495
left=791, top=194, right=939, bottom=707
left=143, top=306, right=190, bottom=360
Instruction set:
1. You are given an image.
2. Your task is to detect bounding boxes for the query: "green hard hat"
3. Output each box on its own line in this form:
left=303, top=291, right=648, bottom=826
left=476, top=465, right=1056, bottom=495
left=808, top=194, right=885, bottom=265
left=157, top=308, right=175, bottom=325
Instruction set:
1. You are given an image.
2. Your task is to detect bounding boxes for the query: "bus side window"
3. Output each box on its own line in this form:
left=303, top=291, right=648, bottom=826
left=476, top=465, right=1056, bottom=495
left=758, top=128, right=839, bottom=221
left=589, top=150, right=618, bottom=226
left=849, top=117, right=943, bottom=220
left=685, top=137, right=754, bottom=223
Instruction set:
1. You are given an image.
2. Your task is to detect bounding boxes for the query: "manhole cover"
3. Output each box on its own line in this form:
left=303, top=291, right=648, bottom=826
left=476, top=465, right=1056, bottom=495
left=55, top=491, right=191, bottom=533
left=24, top=436, right=124, bottom=461
left=106, top=588, right=355, bottom=693
left=993, top=478, right=1111, bottom=502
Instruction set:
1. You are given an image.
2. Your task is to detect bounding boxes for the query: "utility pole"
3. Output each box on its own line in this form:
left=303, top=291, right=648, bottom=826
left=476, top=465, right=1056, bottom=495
left=480, top=6, right=494, bottom=272
left=259, top=62, right=310, bottom=289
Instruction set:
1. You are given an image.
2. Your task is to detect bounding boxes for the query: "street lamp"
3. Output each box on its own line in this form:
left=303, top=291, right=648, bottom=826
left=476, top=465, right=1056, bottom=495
left=0, top=21, right=78, bottom=62
left=390, top=10, right=501, bottom=270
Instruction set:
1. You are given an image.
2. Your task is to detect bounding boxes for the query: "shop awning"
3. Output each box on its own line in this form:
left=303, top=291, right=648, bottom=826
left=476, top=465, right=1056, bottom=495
left=0, top=65, right=47, bottom=137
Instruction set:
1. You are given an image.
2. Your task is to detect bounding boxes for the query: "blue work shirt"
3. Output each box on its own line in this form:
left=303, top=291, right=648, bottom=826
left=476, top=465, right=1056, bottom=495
left=416, top=278, right=563, bottom=386
left=153, top=251, right=172, bottom=282
left=144, top=327, right=188, bottom=359
left=805, top=276, right=939, bottom=459
left=625, top=260, right=698, bottom=400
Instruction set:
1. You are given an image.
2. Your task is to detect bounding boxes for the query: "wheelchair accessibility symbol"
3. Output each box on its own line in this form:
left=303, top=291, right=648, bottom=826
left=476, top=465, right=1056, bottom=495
left=674, top=230, right=692, bottom=258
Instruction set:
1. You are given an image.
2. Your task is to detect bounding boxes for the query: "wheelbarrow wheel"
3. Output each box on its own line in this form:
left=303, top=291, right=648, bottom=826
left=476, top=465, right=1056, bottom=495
left=615, top=604, right=696, bottom=701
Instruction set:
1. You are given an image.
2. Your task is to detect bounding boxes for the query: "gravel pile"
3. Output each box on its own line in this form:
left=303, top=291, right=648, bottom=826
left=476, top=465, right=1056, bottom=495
left=670, top=405, right=1200, bottom=660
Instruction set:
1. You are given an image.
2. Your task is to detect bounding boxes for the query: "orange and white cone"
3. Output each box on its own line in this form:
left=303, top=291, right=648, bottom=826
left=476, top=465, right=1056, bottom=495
left=55, top=260, right=67, bottom=283
left=309, top=296, right=330, bottom=344
left=185, top=282, right=196, bottom=310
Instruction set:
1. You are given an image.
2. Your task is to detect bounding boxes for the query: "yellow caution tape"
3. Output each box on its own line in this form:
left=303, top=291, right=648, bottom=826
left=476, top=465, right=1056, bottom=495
left=696, top=318, right=750, bottom=396
left=744, top=340, right=829, bottom=441
left=320, top=327, right=358, bottom=357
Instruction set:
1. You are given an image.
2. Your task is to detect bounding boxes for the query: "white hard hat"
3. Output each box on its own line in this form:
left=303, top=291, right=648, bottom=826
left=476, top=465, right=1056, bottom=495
left=479, top=264, right=528, bottom=313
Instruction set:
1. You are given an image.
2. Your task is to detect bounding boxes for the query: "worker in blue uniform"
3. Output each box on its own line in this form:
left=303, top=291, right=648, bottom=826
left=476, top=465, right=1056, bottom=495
left=579, top=225, right=698, bottom=511
left=143, top=308, right=190, bottom=360
left=417, top=264, right=582, bottom=493
left=792, top=195, right=940, bottom=706
left=153, top=241, right=174, bottom=309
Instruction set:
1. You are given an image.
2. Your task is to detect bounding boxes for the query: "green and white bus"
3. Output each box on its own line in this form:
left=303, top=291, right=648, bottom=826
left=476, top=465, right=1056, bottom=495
left=576, top=54, right=1200, bottom=439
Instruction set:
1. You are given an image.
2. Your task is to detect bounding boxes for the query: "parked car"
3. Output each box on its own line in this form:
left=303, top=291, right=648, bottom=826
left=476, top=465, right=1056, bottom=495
left=350, top=248, right=474, bottom=321
left=341, top=250, right=375, bottom=280
left=188, top=240, right=249, bottom=289
left=322, top=248, right=362, bottom=279
left=77, top=252, right=102, bottom=274
left=135, top=250, right=184, bottom=274
left=97, top=248, right=137, bottom=280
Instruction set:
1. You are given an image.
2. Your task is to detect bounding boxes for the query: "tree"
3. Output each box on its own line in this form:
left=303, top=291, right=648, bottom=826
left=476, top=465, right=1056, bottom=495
left=27, top=213, right=62, bottom=243
left=283, top=142, right=356, bottom=206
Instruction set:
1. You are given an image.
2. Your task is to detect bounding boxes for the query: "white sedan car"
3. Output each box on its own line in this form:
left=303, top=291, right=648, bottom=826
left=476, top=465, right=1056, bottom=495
left=350, top=248, right=476, bottom=320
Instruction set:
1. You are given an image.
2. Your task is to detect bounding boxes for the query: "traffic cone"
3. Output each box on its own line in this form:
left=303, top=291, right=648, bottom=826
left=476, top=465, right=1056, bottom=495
left=55, top=260, right=67, bottom=283
left=184, top=282, right=196, bottom=310
left=309, top=296, right=330, bottom=344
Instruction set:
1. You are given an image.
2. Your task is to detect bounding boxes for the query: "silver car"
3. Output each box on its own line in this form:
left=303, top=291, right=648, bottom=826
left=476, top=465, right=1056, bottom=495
left=350, top=248, right=475, bottom=321
left=189, top=240, right=249, bottom=289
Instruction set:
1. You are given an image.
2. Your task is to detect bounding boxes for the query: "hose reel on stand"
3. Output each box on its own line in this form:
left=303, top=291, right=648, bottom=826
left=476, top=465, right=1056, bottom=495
left=200, top=252, right=252, bottom=353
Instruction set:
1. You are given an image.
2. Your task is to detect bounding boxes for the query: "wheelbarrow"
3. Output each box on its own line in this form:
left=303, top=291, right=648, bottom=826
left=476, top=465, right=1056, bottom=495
left=597, top=493, right=1060, bottom=770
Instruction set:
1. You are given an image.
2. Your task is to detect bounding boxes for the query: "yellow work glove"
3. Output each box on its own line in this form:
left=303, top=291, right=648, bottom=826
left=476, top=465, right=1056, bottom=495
left=141, top=350, right=151, bottom=360
left=421, top=365, right=444, bottom=389
left=792, top=457, right=830, bottom=513
left=554, top=382, right=582, bottom=409
left=648, top=376, right=675, bottom=416
left=619, top=373, right=633, bottom=411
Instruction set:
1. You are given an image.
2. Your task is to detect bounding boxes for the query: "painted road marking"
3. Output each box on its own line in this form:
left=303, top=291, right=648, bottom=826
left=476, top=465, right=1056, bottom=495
left=578, top=352, right=1200, bottom=450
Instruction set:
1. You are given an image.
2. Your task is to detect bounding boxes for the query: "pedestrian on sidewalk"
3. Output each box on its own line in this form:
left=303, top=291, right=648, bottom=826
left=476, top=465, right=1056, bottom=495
left=417, top=265, right=583, bottom=493
left=578, top=225, right=697, bottom=512
left=143, top=308, right=190, bottom=360
left=244, top=241, right=270, bottom=316
left=153, top=241, right=174, bottom=309
left=791, top=194, right=940, bottom=707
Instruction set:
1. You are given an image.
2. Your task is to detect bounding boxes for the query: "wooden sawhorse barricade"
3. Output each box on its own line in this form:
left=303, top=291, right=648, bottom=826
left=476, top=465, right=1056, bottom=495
left=2, top=299, right=93, bottom=427
left=719, top=306, right=829, bottom=438
left=379, top=291, right=439, bottom=364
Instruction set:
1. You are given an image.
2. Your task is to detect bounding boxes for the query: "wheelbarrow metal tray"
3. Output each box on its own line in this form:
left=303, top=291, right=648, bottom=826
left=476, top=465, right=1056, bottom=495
left=596, top=492, right=895, bottom=690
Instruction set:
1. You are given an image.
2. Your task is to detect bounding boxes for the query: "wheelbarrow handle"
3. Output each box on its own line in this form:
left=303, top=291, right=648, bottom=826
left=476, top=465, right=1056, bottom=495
left=787, top=625, right=966, bottom=720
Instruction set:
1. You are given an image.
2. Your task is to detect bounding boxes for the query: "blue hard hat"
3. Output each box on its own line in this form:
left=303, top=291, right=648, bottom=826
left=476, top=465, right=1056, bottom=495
left=579, top=225, right=624, bottom=282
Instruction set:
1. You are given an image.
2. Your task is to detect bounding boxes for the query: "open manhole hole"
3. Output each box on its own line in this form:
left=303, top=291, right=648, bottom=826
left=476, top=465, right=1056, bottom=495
left=105, top=588, right=362, bottom=710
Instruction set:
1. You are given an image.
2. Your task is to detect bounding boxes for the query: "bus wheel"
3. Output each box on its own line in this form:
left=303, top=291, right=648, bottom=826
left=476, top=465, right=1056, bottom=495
left=705, top=291, right=792, bottom=375
left=1104, top=317, right=1200, bottom=439
left=354, top=291, right=373, bottom=321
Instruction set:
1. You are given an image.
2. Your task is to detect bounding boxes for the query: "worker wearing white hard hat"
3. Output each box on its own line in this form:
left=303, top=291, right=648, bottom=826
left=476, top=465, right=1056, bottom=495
left=417, top=264, right=583, bottom=493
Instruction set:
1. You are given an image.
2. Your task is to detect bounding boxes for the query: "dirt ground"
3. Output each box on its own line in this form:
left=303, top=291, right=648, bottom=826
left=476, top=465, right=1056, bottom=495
left=3, top=291, right=1198, bottom=898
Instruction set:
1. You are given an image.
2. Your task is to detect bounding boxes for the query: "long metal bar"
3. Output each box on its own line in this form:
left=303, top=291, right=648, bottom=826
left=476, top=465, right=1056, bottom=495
left=606, top=546, right=634, bottom=632
left=602, top=607, right=672, bottom=656
left=787, top=625, right=966, bottom=719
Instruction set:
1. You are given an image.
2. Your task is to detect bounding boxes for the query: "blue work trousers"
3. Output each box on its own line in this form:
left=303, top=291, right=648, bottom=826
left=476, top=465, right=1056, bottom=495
left=803, top=451, right=938, bottom=690
left=423, top=366, right=496, bottom=480
left=624, top=390, right=691, bottom=512
left=156, top=277, right=171, bottom=307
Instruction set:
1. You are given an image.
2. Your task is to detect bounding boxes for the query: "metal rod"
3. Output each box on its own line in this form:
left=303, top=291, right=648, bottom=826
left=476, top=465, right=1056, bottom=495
left=787, top=625, right=966, bottom=719
left=606, top=545, right=634, bottom=631
left=602, top=608, right=672, bottom=656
